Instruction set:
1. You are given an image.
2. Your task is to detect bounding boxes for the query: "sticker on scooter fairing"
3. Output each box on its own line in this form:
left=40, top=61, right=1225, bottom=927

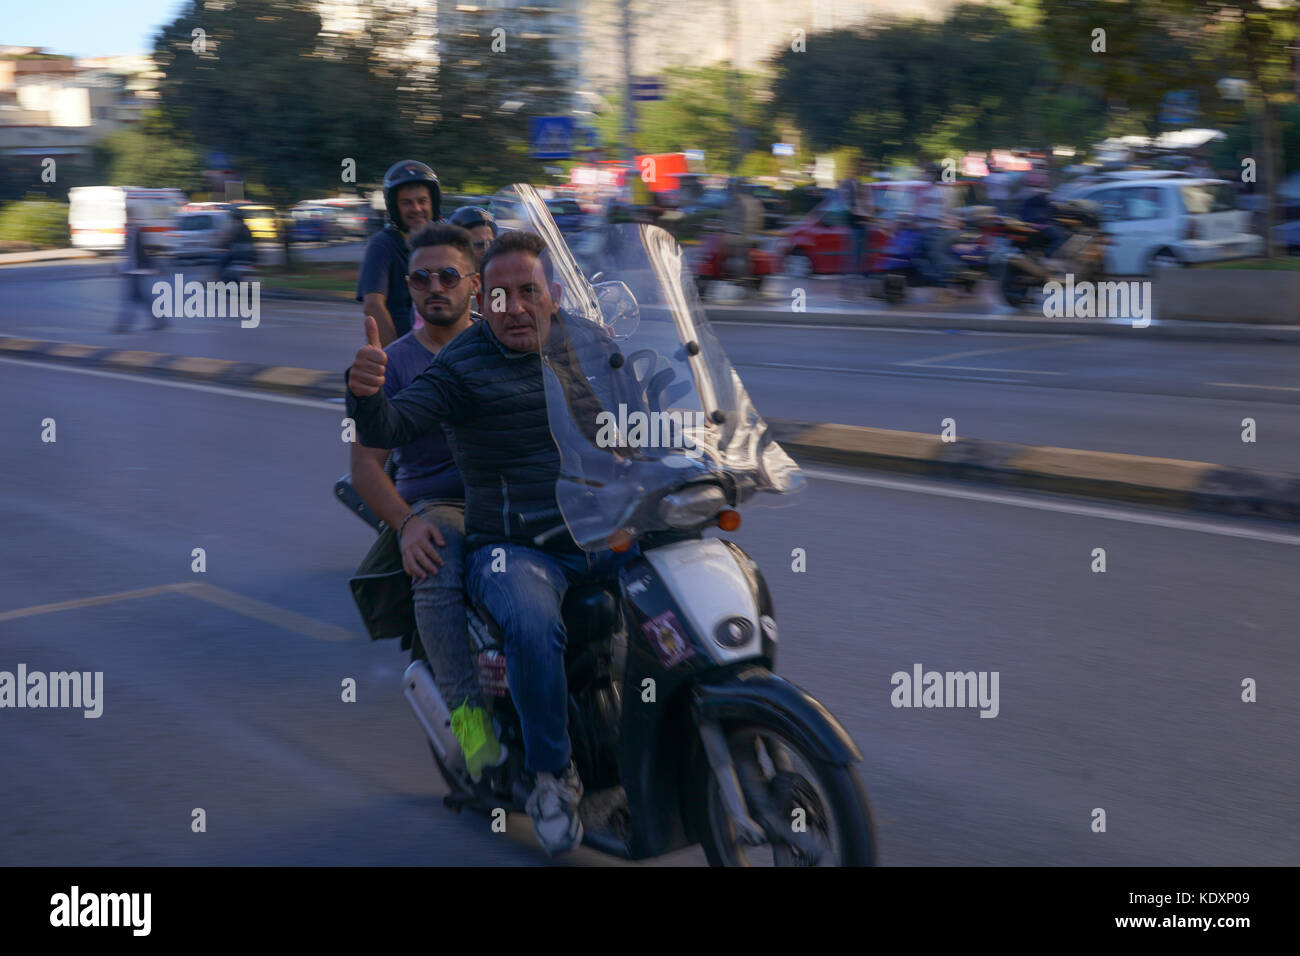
left=641, top=610, right=696, bottom=668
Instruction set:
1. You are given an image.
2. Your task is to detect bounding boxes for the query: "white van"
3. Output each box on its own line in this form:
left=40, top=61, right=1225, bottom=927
left=1061, top=176, right=1262, bottom=275
left=68, top=186, right=186, bottom=254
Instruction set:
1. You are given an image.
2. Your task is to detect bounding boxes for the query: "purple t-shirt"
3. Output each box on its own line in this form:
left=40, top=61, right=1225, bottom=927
left=383, top=332, right=465, bottom=503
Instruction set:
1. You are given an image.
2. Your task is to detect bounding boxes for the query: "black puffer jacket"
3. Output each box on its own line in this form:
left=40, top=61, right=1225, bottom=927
left=346, top=312, right=619, bottom=553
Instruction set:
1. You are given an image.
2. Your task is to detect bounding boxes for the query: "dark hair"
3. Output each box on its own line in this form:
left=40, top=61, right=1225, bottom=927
left=479, top=229, right=554, bottom=285
left=406, top=222, right=475, bottom=267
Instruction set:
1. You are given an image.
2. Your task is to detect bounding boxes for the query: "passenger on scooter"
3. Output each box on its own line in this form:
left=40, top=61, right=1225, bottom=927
left=358, top=160, right=442, bottom=346
left=349, top=222, right=506, bottom=782
left=346, top=229, right=634, bottom=856
left=448, top=205, right=498, bottom=268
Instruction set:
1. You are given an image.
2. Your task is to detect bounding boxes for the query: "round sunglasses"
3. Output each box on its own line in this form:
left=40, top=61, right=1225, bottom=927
left=407, top=266, right=476, bottom=291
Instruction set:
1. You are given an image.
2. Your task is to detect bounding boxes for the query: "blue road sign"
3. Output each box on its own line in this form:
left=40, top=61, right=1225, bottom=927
left=685, top=149, right=705, bottom=163
left=631, top=78, right=663, bottom=102
left=772, top=143, right=795, bottom=156
left=530, top=116, right=574, bottom=159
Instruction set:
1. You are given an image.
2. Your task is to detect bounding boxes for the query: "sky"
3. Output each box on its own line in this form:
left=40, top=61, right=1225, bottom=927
left=5, top=1, right=190, bottom=58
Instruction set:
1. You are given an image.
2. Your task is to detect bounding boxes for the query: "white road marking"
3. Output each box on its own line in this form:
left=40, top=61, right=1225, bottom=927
left=1210, top=382, right=1300, bottom=393
left=0, top=356, right=337, bottom=409
left=899, top=336, right=1086, bottom=367
left=710, top=319, right=1069, bottom=338
left=800, top=466, right=1300, bottom=546
left=929, top=365, right=1063, bottom=375
left=746, top=361, right=1023, bottom=385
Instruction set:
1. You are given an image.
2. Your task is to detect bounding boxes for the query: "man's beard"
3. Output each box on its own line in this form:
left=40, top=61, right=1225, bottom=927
left=418, top=292, right=468, bottom=326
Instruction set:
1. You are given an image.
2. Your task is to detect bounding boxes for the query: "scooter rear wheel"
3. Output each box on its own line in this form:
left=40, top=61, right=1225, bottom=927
left=698, top=724, right=876, bottom=866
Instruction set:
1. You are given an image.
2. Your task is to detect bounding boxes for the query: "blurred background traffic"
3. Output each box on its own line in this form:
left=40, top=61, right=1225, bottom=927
left=3, top=0, right=1300, bottom=869
left=2, top=0, right=1299, bottom=307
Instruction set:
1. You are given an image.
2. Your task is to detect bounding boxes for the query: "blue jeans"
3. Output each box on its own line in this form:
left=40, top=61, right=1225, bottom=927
left=465, top=543, right=632, bottom=775
left=409, top=501, right=478, bottom=711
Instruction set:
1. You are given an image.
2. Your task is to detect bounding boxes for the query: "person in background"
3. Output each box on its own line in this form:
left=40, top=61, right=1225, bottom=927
left=218, top=209, right=256, bottom=282
left=357, top=160, right=442, bottom=346
left=839, top=158, right=875, bottom=276
left=447, top=205, right=499, bottom=269
left=113, top=222, right=164, bottom=333
left=915, top=162, right=959, bottom=294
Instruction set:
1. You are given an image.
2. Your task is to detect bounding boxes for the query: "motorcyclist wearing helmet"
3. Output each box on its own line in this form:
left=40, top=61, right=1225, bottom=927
left=357, top=160, right=442, bottom=345
left=448, top=205, right=498, bottom=268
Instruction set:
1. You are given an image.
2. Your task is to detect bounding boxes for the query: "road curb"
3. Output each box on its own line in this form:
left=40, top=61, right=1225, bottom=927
left=0, top=334, right=340, bottom=398
left=768, top=421, right=1300, bottom=522
left=5, top=334, right=1297, bottom=521
left=0, top=248, right=99, bottom=266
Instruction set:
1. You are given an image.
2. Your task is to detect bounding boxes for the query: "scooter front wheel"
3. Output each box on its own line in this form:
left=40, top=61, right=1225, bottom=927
left=698, top=724, right=876, bottom=867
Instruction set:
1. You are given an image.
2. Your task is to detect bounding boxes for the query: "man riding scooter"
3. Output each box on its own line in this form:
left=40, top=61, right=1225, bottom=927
left=346, top=230, right=637, bottom=857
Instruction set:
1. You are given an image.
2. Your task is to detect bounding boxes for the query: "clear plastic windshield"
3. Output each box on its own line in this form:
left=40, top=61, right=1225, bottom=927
left=509, top=184, right=805, bottom=552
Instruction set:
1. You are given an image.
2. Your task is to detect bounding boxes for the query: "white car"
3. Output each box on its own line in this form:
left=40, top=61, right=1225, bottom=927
left=1062, top=176, right=1262, bottom=275
left=165, top=205, right=240, bottom=263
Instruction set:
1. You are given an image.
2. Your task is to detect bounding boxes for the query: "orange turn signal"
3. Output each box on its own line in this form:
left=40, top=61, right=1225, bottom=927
left=608, top=530, right=634, bottom=552
left=717, top=510, right=741, bottom=532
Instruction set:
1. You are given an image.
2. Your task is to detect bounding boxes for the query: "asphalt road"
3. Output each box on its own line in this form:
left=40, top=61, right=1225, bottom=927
left=1, top=359, right=1297, bottom=865
left=3, top=259, right=1299, bottom=471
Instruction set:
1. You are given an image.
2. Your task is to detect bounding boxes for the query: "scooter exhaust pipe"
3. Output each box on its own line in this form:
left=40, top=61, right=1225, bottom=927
left=403, top=661, right=466, bottom=776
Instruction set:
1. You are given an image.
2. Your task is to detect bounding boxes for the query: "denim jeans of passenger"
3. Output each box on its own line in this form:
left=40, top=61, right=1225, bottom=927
left=465, top=543, right=632, bottom=776
left=409, top=501, right=479, bottom=711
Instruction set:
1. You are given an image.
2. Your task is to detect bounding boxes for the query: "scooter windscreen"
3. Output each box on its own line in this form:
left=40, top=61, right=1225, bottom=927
left=505, top=185, right=804, bottom=552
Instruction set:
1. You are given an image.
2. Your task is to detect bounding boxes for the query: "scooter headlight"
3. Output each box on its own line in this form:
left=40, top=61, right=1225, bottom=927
left=658, top=484, right=727, bottom=529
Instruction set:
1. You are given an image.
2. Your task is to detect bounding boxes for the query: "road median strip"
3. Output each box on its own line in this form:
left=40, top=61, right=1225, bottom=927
left=4, top=333, right=1297, bottom=522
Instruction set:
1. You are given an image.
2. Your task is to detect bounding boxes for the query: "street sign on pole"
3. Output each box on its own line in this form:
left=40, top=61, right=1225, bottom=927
left=529, top=116, right=574, bottom=159
left=772, top=143, right=795, bottom=157
left=631, top=77, right=663, bottom=101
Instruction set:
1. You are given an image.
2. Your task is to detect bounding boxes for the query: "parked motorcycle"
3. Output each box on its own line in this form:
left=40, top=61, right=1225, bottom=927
left=692, top=221, right=778, bottom=297
left=341, top=187, right=877, bottom=866
left=998, top=198, right=1108, bottom=309
left=877, top=214, right=984, bottom=304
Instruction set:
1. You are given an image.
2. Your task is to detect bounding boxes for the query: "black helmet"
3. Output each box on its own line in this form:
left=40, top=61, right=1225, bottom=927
left=382, top=160, right=441, bottom=229
left=448, top=205, right=498, bottom=236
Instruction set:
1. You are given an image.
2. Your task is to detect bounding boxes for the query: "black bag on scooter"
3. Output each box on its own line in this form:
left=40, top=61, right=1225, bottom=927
left=348, top=526, right=417, bottom=646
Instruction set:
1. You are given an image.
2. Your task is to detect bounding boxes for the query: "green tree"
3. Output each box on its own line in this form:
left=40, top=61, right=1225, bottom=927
left=93, top=109, right=206, bottom=194
left=150, top=0, right=406, bottom=206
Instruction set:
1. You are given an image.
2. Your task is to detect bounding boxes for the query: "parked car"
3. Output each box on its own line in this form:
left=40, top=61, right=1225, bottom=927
left=229, top=203, right=280, bottom=241
left=316, top=199, right=374, bottom=239
left=1273, top=219, right=1300, bottom=255
left=287, top=203, right=340, bottom=243
left=165, top=204, right=240, bottom=263
left=488, top=188, right=526, bottom=231
left=545, top=197, right=587, bottom=234
left=1061, top=176, right=1263, bottom=274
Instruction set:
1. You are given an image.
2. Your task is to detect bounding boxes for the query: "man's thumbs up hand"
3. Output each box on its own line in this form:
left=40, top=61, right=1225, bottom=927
left=349, top=315, right=388, bottom=397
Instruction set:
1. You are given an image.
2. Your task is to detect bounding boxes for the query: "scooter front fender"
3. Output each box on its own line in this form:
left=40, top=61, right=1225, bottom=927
left=692, top=669, right=862, bottom=765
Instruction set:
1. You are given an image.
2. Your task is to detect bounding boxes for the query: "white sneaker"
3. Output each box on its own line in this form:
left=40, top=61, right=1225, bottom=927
left=526, top=762, right=584, bottom=855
